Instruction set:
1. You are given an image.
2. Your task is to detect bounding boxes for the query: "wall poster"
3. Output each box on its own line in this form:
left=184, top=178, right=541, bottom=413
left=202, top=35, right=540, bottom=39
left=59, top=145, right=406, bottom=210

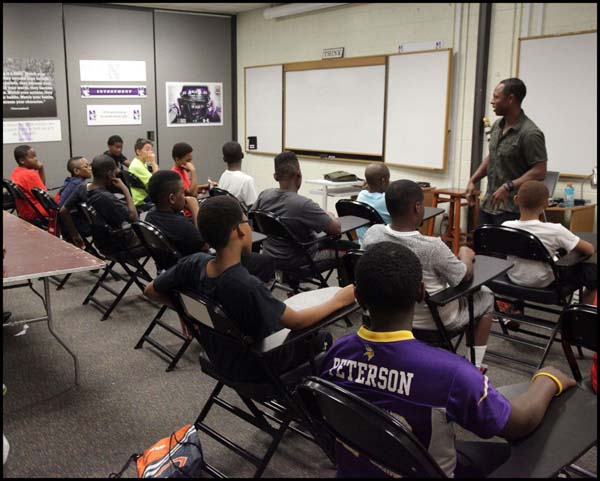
left=3, top=120, right=62, bottom=144
left=86, top=105, right=141, bottom=126
left=81, top=85, right=147, bottom=98
left=166, top=81, right=223, bottom=127
left=3, top=57, right=57, bottom=118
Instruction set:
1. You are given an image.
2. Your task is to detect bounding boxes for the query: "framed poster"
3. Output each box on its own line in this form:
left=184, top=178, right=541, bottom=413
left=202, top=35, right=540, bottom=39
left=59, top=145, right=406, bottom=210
left=86, top=105, right=141, bottom=126
left=3, top=57, right=57, bottom=118
left=166, top=81, right=223, bottom=127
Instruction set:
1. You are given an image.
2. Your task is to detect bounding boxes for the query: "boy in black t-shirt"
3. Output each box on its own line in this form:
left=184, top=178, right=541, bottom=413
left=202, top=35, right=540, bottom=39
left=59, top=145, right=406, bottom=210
left=104, top=134, right=130, bottom=168
left=60, top=154, right=138, bottom=249
left=144, top=195, right=355, bottom=381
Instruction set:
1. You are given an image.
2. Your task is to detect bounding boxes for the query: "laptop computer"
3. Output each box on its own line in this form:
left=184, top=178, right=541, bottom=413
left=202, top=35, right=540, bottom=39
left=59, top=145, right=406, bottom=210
left=543, top=171, right=560, bottom=199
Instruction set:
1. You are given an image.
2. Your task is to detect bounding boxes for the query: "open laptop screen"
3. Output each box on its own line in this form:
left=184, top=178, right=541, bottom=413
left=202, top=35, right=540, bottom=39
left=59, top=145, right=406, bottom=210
left=543, top=171, right=560, bottom=198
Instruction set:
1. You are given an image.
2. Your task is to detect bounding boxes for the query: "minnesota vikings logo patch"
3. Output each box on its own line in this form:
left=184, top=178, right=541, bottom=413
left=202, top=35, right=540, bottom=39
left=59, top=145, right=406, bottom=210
left=363, top=345, right=375, bottom=361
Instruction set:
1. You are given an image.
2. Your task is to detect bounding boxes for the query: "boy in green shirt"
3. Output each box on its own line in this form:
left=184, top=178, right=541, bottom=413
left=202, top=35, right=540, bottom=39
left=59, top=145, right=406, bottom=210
left=128, top=137, right=160, bottom=205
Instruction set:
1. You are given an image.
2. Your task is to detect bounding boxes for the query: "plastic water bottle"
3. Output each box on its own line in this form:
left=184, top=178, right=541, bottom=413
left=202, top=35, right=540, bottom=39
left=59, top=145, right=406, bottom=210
left=564, top=182, right=575, bottom=207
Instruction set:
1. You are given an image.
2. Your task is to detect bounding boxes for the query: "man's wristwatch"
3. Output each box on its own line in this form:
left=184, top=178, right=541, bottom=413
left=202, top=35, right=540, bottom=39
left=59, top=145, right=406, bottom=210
left=503, top=180, right=515, bottom=192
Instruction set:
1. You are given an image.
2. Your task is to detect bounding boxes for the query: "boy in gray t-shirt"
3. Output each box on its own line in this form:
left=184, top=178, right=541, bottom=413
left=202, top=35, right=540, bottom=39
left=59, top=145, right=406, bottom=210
left=362, top=180, right=494, bottom=372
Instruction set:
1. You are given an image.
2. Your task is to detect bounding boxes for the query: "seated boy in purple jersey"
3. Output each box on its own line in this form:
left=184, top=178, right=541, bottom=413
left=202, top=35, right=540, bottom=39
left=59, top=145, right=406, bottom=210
left=320, top=242, right=576, bottom=478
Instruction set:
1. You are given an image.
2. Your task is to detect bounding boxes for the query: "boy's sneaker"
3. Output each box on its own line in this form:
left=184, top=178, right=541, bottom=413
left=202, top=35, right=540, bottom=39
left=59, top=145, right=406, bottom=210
left=479, top=364, right=488, bottom=375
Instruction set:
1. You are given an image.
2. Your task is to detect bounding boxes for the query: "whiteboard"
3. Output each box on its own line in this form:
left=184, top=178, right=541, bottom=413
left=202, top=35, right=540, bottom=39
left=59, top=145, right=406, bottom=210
left=518, top=32, right=596, bottom=177
left=385, top=49, right=452, bottom=170
left=285, top=65, right=386, bottom=156
left=245, top=65, right=283, bottom=154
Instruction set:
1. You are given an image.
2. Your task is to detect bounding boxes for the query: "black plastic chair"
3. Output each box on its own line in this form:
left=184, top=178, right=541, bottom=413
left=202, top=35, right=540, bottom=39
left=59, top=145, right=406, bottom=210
left=3, top=178, right=49, bottom=229
left=120, top=170, right=153, bottom=212
left=78, top=202, right=153, bottom=321
left=249, top=209, right=337, bottom=294
left=343, top=249, right=464, bottom=353
left=296, top=376, right=447, bottom=478
left=172, top=288, right=356, bottom=477
left=474, top=224, right=586, bottom=371
left=3, top=185, right=16, bottom=212
left=209, top=186, right=249, bottom=214
left=131, top=220, right=192, bottom=372
left=335, top=199, right=384, bottom=227
left=560, top=304, right=597, bottom=388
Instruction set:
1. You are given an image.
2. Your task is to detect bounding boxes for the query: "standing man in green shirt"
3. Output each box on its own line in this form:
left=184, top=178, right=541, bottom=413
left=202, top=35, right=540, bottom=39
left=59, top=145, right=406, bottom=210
left=466, top=78, right=547, bottom=225
left=128, top=137, right=160, bottom=206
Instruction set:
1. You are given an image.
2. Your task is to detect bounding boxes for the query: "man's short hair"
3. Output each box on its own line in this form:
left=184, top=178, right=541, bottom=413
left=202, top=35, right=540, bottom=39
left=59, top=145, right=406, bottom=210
left=385, top=179, right=424, bottom=218
left=274, top=151, right=300, bottom=180
left=91, top=154, right=117, bottom=179
left=148, top=170, right=182, bottom=205
left=517, top=180, right=549, bottom=210
left=356, top=242, right=423, bottom=313
left=67, top=156, right=84, bottom=175
left=134, top=138, right=153, bottom=153
left=197, top=196, right=244, bottom=250
left=107, top=135, right=123, bottom=146
left=14, top=145, right=32, bottom=164
left=500, top=78, right=527, bottom=104
left=222, top=141, right=244, bottom=164
left=172, top=142, right=193, bottom=161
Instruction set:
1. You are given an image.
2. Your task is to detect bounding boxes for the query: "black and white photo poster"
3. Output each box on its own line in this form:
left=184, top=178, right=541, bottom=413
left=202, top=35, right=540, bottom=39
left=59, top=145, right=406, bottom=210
left=166, top=82, right=223, bottom=126
left=3, top=58, right=57, bottom=118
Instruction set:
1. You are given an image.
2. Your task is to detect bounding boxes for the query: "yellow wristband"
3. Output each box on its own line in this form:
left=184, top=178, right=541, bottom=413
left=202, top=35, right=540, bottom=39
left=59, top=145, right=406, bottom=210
left=531, top=372, right=563, bottom=397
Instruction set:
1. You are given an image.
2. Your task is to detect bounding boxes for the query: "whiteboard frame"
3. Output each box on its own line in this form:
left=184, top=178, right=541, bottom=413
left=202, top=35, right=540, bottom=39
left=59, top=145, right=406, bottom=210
left=244, top=63, right=283, bottom=155
left=516, top=30, right=597, bottom=179
left=384, top=48, right=452, bottom=171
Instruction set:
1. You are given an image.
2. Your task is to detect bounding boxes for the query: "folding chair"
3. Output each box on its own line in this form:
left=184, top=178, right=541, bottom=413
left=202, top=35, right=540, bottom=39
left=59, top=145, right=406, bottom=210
left=120, top=170, right=153, bottom=212
left=172, top=288, right=356, bottom=477
left=78, top=202, right=153, bottom=321
left=131, top=220, right=193, bottom=371
left=209, top=186, right=249, bottom=214
left=2, top=178, right=49, bottom=229
left=474, top=224, right=586, bottom=371
left=296, top=376, right=447, bottom=478
left=343, top=250, right=465, bottom=354
left=335, top=199, right=384, bottom=241
left=249, top=209, right=337, bottom=295
left=3, top=185, right=16, bottom=212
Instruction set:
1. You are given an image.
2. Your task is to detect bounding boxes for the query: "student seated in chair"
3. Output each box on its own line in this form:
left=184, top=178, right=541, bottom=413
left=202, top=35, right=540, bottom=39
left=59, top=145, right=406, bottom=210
left=60, top=154, right=139, bottom=249
left=252, top=150, right=357, bottom=268
left=320, top=242, right=576, bottom=477
left=144, top=195, right=355, bottom=382
left=502, top=180, right=596, bottom=304
left=128, top=138, right=159, bottom=207
left=57, top=156, right=92, bottom=241
left=362, top=179, right=494, bottom=372
left=170, top=141, right=211, bottom=199
left=104, top=134, right=130, bottom=169
left=356, top=163, right=391, bottom=244
left=218, top=140, right=258, bottom=208
left=10, top=144, right=48, bottom=223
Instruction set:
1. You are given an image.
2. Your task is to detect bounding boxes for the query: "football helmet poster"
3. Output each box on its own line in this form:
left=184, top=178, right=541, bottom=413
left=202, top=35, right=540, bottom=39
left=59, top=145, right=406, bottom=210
left=166, top=81, right=223, bottom=127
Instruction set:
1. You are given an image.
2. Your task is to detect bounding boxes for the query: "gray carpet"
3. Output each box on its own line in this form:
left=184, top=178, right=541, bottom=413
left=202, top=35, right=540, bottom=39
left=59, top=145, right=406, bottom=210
left=2, top=262, right=597, bottom=478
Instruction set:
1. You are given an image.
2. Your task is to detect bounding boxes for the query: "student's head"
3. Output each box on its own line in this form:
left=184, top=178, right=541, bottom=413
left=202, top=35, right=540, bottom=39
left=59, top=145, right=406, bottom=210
left=14, top=145, right=37, bottom=168
left=107, top=135, right=124, bottom=157
left=222, top=141, right=244, bottom=165
left=355, top=242, right=424, bottom=327
left=67, top=156, right=92, bottom=180
left=273, top=151, right=301, bottom=190
left=172, top=142, right=193, bottom=167
left=197, top=196, right=251, bottom=253
left=134, top=138, right=154, bottom=159
left=385, top=179, right=425, bottom=227
left=492, top=78, right=527, bottom=116
left=364, top=163, right=390, bottom=192
left=515, top=180, right=549, bottom=213
left=91, top=154, right=119, bottom=183
left=148, top=170, right=185, bottom=212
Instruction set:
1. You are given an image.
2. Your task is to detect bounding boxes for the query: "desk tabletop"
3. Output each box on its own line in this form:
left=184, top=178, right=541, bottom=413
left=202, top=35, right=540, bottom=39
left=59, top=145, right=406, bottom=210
left=424, top=206, right=445, bottom=221
left=428, top=255, right=513, bottom=305
left=546, top=203, right=596, bottom=212
left=252, top=231, right=267, bottom=245
left=491, top=382, right=597, bottom=478
left=3, top=211, right=105, bottom=283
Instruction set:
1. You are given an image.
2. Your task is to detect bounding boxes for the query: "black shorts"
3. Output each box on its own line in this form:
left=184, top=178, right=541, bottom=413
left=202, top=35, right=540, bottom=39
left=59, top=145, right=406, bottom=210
left=582, top=263, right=597, bottom=290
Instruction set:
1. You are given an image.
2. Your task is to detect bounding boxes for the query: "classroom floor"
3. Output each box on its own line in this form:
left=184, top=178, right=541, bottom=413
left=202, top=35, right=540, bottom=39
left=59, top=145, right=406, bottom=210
left=2, top=261, right=597, bottom=478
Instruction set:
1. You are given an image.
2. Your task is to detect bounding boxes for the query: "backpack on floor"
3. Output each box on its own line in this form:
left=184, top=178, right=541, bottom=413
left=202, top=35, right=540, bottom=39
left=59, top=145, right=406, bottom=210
left=109, top=424, right=203, bottom=478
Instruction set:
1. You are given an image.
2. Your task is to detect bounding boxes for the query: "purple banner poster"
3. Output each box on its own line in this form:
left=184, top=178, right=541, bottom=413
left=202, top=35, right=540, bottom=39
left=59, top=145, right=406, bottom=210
left=80, top=85, right=147, bottom=98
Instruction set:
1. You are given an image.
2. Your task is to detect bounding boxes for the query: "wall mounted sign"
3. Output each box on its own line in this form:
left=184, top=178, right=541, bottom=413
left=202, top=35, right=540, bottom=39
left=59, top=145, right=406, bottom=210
left=79, top=60, right=146, bottom=82
left=398, top=40, right=443, bottom=53
left=322, top=47, right=345, bottom=59
left=3, top=57, right=57, bottom=118
left=81, top=85, right=147, bottom=98
left=3, top=120, right=62, bottom=143
left=166, top=81, right=223, bottom=127
left=86, top=104, right=142, bottom=126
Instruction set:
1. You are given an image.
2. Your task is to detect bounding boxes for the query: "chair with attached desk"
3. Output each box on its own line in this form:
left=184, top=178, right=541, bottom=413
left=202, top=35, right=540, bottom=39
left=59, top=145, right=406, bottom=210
left=78, top=202, right=153, bottom=321
left=171, top=288, right=357, bottom=477
left=335, top=199, right=384, bottom=245
left=296, top=376, right=447, bottom=478
left=474, top=224, right=587, bottom=371
left=249, top=209, right=338, bottom=295
left=2, top=179, right=49, bottom=230
left=131, top=220, right=192, bottom=372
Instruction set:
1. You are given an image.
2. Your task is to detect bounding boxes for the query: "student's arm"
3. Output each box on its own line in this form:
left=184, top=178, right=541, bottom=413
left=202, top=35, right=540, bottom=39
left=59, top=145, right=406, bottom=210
left=573, top=239, right=595, bottom=257
left=466, top=154, right=489, bottom=205
left=36, top=161, right=46, bottom=186
left=184, top=163, right=199, bottom=197
left=59, top=206, right=85, bottom=248
left=112, top=176, right=138, bottom=222
left=322, top=214, right=342, bottom=236
left=279, top=285, right=355, bottom=330
left=499, top=366, right=576, bottom=441
left=457, top=246, right=475, bottom=282
left=144, top=281, right=174, bottom=308
left=122, top=158, right=131, bottom=168
left=184, top=196, right=200, bottom=228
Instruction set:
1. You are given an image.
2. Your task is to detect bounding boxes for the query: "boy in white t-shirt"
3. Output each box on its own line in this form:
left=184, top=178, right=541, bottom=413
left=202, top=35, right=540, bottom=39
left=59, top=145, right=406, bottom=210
left=502, top=180, right=596, bottom=304
left=217, top=141, right=257, bottom=208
